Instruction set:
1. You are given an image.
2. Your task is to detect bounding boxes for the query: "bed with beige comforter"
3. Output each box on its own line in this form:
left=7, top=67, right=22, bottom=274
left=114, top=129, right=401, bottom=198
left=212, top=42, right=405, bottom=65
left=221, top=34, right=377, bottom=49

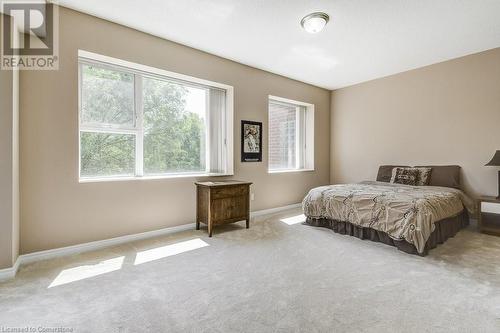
left=302, top=181, right=474, bottom=254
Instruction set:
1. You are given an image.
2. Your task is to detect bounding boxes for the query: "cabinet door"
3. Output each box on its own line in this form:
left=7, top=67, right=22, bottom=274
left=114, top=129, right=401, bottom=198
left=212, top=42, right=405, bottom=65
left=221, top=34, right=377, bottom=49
left=211, top=196, right=248, bottom=225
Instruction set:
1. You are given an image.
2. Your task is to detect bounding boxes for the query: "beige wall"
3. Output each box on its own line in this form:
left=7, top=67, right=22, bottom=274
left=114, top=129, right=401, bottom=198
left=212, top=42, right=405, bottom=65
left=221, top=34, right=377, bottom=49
left=12, top=41, right=19, bottom=266
left=0, top=49, right=14, bottom=269
left=0, top=15, right=19, bottom=269
left=331, top=47, right=500, bottom=198
left=20, top=7, right=330, bottom=254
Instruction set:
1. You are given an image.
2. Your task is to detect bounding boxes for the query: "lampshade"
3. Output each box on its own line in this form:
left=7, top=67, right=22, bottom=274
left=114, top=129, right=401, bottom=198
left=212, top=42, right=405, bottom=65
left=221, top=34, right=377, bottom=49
left=486, top=150, right=500, bottom=166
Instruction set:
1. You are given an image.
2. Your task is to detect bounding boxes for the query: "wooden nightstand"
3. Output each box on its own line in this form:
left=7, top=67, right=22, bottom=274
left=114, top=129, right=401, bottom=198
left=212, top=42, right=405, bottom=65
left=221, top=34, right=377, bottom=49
left=477, top=196, right=500, bottom=236
left=195, top=180, right=252, bottom=237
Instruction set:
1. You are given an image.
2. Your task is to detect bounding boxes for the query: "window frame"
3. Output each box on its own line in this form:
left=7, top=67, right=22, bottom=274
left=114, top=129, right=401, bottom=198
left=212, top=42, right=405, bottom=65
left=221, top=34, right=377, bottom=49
left=267, top=95, right=315, bottom=174
left=78, top=50, right=234, bottom=182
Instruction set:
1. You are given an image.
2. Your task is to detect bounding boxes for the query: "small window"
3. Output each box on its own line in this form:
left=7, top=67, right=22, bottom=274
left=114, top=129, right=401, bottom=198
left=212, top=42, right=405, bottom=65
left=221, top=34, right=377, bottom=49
left=78, top=51, right=233, bottom=181
left=268, top=96, right=314, bottom=173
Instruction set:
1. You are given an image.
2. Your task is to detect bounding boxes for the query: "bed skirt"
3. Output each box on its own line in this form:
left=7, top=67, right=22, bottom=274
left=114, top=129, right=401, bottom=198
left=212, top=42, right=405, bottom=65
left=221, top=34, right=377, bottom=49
left=305, top=210, right=469, bottom=256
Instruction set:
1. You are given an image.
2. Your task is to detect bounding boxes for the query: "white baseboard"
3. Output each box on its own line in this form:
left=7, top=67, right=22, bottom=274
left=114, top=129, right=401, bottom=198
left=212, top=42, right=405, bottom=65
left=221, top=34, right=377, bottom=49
left=0, top=257, right=20, bottom=281
left=251, top=203, right=302, bottom=217
left=0, top=203, right=301, bottom=281
left=20, top=223, right=197, bottom=266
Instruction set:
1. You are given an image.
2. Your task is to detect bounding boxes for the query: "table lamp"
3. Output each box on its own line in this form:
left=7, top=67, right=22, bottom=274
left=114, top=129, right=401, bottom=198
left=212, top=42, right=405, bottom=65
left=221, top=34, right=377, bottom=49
left=486, top=150, right=500, bottom=199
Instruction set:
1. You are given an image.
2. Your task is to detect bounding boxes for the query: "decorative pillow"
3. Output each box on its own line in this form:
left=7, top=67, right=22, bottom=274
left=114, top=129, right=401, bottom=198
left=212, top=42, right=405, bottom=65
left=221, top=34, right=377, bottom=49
left=390, top=167, right=433, bottom=186
left=413, top=167, right=433, bottom=186
left=390, top=167, right=420, bottom=185
left=414, top=165, right=461, bottom=189
left=376, top=165, right=410, bottom=182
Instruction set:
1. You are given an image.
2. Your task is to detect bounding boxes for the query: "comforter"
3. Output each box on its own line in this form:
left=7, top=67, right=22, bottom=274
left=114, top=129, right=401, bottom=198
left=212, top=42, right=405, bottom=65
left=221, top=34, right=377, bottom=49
left=302, top=181, right=474, bottom=253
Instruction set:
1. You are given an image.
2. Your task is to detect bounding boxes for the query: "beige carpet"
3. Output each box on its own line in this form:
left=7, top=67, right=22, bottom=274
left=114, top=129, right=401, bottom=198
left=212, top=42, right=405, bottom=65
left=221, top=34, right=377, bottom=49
left=1, top=208, right=500, bottom=332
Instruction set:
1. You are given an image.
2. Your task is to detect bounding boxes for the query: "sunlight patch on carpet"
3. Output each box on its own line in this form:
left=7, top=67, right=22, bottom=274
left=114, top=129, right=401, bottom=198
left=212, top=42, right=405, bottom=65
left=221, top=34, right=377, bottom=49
left=49, top=256, right=125, bottom=288
left=134, top=238, right=209, bottom=265
left=280, top=214, right=306, bottom=225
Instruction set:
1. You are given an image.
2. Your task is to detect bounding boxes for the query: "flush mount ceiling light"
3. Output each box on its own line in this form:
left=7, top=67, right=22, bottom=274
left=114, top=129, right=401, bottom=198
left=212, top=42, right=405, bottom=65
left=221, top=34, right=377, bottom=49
left=300, top=12, right=330, bottom=34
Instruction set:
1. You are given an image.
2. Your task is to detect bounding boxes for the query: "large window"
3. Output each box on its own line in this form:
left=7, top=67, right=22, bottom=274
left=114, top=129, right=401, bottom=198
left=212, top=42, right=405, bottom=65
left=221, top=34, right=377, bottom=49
left=268, top=96, right=314, bottom=172
left=78, top=51, right=233, bottom=180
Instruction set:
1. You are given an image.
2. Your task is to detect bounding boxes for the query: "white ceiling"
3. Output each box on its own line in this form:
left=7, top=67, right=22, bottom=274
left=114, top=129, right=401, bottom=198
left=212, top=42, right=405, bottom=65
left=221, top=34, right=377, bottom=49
left=58, top=0, right=500, bottom=90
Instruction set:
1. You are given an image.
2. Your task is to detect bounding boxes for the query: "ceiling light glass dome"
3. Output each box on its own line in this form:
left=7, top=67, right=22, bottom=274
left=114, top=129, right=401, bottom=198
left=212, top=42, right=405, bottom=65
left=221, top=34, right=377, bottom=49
left=301, top=12, right=330, bottom=33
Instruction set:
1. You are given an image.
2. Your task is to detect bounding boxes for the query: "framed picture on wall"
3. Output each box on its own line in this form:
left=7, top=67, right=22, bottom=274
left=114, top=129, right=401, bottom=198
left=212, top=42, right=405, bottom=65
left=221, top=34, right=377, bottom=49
left=241, top=120, right=262, bottom=162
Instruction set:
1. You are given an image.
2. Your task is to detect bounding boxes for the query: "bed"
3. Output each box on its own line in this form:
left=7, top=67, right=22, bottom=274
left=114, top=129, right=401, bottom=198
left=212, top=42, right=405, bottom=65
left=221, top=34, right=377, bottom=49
left=302, top=165, right=475, bottom=256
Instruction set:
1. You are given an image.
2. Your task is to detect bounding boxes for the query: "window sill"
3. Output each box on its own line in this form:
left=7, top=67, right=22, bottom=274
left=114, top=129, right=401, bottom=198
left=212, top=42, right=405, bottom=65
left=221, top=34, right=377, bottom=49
left=268, top=168, right=314, bottom=174
left=79, top=173, right=233, bottom=183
